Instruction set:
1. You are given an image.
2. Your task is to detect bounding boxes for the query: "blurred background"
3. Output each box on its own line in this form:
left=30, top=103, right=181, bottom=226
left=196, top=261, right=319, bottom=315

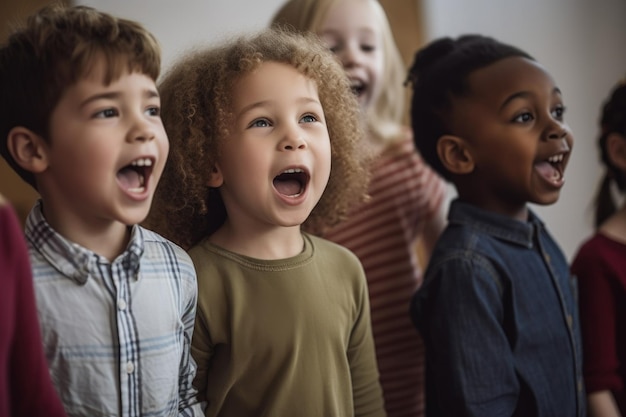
left=1, top=0, right=625, bottom=260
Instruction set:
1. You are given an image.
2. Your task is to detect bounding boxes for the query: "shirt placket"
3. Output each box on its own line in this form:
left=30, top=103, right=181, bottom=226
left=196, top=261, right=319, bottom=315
left=533, top=223, right=586, bottom=417
left=111, top=261, right=142, bottom=417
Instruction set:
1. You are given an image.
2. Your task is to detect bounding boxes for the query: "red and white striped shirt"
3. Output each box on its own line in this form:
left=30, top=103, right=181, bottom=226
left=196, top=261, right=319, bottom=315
left=324, top=137, right=447, bottom=417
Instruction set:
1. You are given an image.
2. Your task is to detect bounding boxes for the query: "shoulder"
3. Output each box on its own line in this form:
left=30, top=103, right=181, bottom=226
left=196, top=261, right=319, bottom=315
left=306, top=233, right=361, bottom=264
left=424, top=224, right=509, bottom=289
left=306, top=233, right=366, bottom=284
left=0, top=202, right=20, bottom=238
left=187, top=238, right=222, bottom=274
left=139, top=226, right=196, bottom=278
left=0, top=202, right=28, bottom=278
left=572, top=233, right=605, bottom=260
left=572, top=232, right=625, bottom=275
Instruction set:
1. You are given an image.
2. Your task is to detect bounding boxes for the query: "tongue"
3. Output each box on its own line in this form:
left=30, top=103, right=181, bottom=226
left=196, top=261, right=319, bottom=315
left=274, top=179, right=301, bottom=196
left=535, top=161, right=560, bottom=182
left=117, top=167, right=142, bottom=190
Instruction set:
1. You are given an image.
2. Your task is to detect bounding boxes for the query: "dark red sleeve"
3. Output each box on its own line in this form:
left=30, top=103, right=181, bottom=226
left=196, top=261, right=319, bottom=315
left=571, top=234, right=625, bottom=395
left=0, top=204, right=67, bottom=417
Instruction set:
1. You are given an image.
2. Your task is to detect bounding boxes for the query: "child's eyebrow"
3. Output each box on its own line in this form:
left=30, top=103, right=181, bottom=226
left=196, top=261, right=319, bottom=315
left=237, top=97, right=321, bottom=116
left=500, top=87, right=562, bottom=110
left=80, top=88, right=159, bottom=108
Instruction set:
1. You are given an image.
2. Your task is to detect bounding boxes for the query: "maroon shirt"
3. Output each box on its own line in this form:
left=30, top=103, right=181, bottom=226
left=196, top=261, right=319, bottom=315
left=0, top=204, right=66, bottom=417
left=572, top=232, right=626, bottom=414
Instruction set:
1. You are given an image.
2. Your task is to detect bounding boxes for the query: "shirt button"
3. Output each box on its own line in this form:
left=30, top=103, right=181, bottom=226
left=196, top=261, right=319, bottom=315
left=126, top=361, right=135, bottom=374
left=544, top=253, right=551, bottom=262
left=567, top=314, right=573, bottom=328
left=578, top=379, right=583, bottom=392
left=118, top=299, right=127, bottom=310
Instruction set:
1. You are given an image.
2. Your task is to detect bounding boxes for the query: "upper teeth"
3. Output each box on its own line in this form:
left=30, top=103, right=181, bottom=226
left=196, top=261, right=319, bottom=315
left=131, top=158, right=153, bottom=167
left=282, top=168, right=304, bottom=174
left=548, top=154, right=564, bottom=163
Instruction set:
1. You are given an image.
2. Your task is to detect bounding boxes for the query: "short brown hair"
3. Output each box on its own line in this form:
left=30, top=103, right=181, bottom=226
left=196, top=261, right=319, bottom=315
left=146, top=28, right=370, bottom=249
left=0, top=3, right=161, bottom=189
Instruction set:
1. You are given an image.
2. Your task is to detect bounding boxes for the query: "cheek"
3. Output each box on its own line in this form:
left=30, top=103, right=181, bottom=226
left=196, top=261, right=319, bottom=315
left=367, top=57, right=385, bottom=100
left=319, top=143, right=332, bottom=182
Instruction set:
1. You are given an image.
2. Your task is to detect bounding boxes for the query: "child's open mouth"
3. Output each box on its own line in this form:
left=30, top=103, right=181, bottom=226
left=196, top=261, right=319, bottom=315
left=117, top=157, right=154, bottom=194
left=273, top=168, right=309, bottom=197
left=350, top=80, right=366, bottom=98
left=535, top=153, right=566, bottom=185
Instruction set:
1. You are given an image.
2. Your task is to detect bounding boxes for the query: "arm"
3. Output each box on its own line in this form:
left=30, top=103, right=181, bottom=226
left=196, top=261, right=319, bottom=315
left=413, top=256, right=519, bottom=417
left=177, top=272, right=204, bottom=416
left=1, top=201, right=67, bottom=417
left=348, top=269, right=387, bottom=417
left=588, top=391, right=622, bottom=417
left=190, top=302, right=214, bottom=410
left=572, top=245, right=623, bottom=415
left=413, top=161, right=449, bottom=264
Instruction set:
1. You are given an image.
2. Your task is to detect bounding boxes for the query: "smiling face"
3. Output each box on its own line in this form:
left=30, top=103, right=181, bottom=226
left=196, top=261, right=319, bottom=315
left=318, top=0, right=384, bottom=111
left=445, top=56, right=573, bottom=219
left=40, top=55, right=168, bottom=234
left=209, top=61, right=332, bottom=234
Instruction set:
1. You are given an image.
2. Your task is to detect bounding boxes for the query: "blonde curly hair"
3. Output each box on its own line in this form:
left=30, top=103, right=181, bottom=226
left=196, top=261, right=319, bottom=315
left=146, top=28, right=370, bottom=249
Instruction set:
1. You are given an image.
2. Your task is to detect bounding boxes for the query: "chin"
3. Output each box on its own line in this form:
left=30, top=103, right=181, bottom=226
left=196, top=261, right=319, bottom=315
left=532, top=192, right=562, bottom=206
left=120, top=208, right=151, bottom=226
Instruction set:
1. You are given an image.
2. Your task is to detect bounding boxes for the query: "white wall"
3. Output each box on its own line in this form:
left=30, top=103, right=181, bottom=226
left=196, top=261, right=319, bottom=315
left=76, top=0, right=287, bottom=73
left=78, top=0, right=626, bottom=260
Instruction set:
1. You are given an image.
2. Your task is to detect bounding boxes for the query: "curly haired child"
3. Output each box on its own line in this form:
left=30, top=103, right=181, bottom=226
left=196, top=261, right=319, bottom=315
left=406, top=34, right=586, bottom=417
left=146, top=28, right=385, bottom=417
left=270, top=2, right=448, bottom=414
left=0, top=4, right=202, bottom=416
left=572, top=80, right=626, bottom=417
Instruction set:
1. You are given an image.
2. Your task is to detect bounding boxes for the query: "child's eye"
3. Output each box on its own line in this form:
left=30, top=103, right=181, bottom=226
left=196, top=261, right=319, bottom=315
left=361, top=44, right=375, bottom=53
left=513, top=112, right=534, bottom=123
left=146, top=106, right=160, bottom=117
left=300, top=114, right=317, bottom=123
left=249, top=118, right=271, bottom=128
left=552, top=105, right=566, bottom=120
left=94, top=108, right=118, bottom=118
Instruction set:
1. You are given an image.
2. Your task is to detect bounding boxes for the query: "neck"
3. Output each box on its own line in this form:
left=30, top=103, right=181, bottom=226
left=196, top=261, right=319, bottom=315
left=41, top=202, right=130, bottom=262
left=456, top=193, right=528, bottom=222
left=209, top=221, right=304, bottom=260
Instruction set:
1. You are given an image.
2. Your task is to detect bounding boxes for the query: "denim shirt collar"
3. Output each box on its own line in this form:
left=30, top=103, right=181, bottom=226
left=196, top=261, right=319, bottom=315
left=25, top=199, right=144, bottom=284
left=448, top=199, right=545, bottom=250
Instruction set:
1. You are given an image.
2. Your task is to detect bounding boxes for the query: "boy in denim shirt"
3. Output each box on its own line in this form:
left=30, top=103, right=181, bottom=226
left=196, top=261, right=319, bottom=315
left=0, top=4, right=202, bottom=416
left=405, top=35, right=585, bottom=417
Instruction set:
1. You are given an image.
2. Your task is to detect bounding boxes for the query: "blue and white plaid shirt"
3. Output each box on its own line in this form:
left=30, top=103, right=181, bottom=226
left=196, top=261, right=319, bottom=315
left=25, top=200, right=203, bottom=417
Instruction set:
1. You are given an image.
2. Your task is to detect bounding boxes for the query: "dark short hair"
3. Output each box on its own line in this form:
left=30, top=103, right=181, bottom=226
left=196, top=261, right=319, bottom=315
left=405, top=34, right=533, bottom=181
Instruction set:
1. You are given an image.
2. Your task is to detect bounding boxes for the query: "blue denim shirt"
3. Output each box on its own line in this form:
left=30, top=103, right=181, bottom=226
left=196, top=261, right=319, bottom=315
left=411, top=199, right=585, bottom=417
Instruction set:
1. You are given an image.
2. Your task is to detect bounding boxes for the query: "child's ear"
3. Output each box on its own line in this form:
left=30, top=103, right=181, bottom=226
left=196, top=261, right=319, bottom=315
left=606, top=133, right=626, bottom=172
left=436, top=135, right=475, bottom=175
left=207, top=164, right=224, bottom=187
left=6, top=126, right=49, bottom=173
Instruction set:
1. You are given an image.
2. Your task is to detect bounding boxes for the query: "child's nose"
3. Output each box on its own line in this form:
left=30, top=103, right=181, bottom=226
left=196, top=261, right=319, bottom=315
left=127, top=117, right=156, bottom=143
left=278, top=127, right=307, bottom=151
left=546, top=121, right=570, bottom=141
left=340, top=44, right=362, bottom=68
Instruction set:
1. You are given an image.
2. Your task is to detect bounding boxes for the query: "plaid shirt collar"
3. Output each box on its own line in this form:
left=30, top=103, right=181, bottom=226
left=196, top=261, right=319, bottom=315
left=25, top=199, right=144, bottom=284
